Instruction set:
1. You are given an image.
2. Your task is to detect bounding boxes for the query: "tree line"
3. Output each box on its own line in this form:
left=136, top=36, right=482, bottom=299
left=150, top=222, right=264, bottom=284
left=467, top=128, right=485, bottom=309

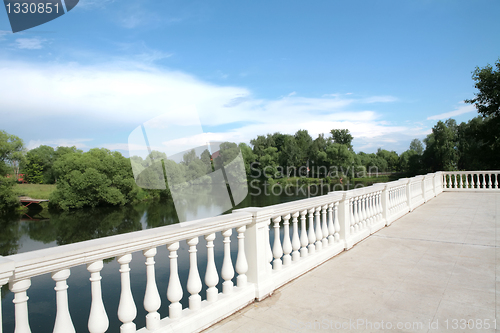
left=0, top=58, right=498, bottom=213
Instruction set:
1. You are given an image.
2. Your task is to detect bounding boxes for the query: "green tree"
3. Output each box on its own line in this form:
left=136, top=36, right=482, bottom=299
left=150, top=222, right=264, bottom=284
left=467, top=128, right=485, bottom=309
left=330, top=129, right=353, bottom=151
left=0, top=131, right=24, bottom=214
left=423, top=120, right=458, bottom=171
left=22, top=145, right=56, bottom=183
left=409, top=139, right=424, bottom=155
left=465, top=58, right=500, bottom=118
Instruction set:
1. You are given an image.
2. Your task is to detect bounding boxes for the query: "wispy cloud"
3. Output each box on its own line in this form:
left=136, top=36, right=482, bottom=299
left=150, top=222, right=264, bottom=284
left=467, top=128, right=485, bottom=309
left=426, top=103, right=476, bottom=120
left=27, top=139, right=93, bottom=150
left=0, top=31, right=11, bottom=41
left=15, top=38, right=47, bottom=49
left=0, top=58, right=425, bottom=153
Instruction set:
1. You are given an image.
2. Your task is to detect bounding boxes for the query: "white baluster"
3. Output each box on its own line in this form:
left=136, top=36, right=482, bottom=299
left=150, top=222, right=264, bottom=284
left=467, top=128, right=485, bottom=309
left=235, top=225, right=248, bottom=287
left=291, top=212, right=301, bottom=261
left=166, top=242, right=183, bottom=319
left=352, top=197, right=359, bottom=232
left=334, top=202, right=340, bottom=242
left=187, top=237, right=202, bottom=310
left=471, top=173, right=476, bottom=188
left=360, top=196, right=367, bottom=228
left=282, top=214, right=292, bottom=266
left=349, top=199, right=355, bottom=234
left=299, top=210, right=308, bottom=257
left=307, top=208, right=316, bottom=254
left=204, top=233, right=219, bottom=302
left=465, top=174, right=469, bottom=188
left=488, top=173, right=493, bottom=189
left=321, top=205, right=329, bottom=247
left=495, top=173, right=499, bottom=189
left=87, top=261, right=109, bottom=333
left=266, top=219, right=273, bottom=267
left=327, top=203, right=335, bottom=244
left=314, top=207, right=322, bottom=251
left=221, top=229, right=235, bottom=294
left=0, top=278, right=9, bottom=333
left=117, top=254, right=137, bottom=333
left=10, top=278, right=31, bottom=333
left=143, top=248, right=161, bottom=330
left=272, top=217, right=283, bottom=270
left=52, top=269, right=75, bottom=333
left=453, top=174, right=458, bottom=188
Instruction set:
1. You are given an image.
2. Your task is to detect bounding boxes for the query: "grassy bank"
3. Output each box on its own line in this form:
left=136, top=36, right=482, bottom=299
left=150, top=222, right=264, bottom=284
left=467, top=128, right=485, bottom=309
left=14, top=184, right=56, bottom=200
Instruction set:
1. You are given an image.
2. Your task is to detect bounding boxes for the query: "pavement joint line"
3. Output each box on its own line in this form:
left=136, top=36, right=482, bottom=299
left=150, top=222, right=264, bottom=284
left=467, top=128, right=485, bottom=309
left=371, top=234, right=500, bottom=248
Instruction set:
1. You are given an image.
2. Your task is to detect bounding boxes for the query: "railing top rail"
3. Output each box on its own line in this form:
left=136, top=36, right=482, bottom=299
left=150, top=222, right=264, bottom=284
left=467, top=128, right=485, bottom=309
left=6, top=211, right=253, bottom=281
left=441, top=170, right=500, bottom=174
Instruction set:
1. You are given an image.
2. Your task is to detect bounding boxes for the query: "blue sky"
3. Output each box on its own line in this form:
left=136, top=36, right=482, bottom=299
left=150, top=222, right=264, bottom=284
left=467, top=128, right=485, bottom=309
left=1, top=0, right=499, bottom=155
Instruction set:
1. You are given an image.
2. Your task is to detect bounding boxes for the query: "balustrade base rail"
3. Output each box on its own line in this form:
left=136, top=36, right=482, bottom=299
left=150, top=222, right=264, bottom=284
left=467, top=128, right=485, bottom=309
left=4, top=171, right=495, bottom=333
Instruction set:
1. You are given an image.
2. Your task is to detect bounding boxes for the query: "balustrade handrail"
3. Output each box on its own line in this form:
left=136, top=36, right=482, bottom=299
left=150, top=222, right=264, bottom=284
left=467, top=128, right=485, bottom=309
left=7, top=211, right=253, bottom=281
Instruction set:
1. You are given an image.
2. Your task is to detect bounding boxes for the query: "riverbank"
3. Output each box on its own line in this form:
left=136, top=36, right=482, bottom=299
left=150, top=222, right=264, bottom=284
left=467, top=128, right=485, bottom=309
left=13, top=183, right=55, bottom=200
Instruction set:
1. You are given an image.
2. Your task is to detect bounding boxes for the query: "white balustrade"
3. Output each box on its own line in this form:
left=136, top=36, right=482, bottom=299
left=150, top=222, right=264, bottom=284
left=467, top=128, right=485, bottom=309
left=4, top=171, right=490, bottom=333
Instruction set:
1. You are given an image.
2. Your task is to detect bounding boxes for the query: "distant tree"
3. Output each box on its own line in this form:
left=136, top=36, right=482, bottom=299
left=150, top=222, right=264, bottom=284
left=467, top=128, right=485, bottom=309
left=330, top=129, right=353, bottom=150
left=409, top=139, right=424, bottom=155
left=465, top=58, right=500, bottom=118
left=0, top=130, right=24, bottom=214
left=422, top=120, right=458, bottom=171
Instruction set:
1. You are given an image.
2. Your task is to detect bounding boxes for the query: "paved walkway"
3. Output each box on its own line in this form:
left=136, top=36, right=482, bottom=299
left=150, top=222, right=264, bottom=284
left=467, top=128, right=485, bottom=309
left=204, top=192, right=500, bottom=332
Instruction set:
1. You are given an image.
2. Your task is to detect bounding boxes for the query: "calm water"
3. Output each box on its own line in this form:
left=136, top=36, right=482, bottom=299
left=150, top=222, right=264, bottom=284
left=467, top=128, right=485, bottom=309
left=0, top=181, right=371, bottom=333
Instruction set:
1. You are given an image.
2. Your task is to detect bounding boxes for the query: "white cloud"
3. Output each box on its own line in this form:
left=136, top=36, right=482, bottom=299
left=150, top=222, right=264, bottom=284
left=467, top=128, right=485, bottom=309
left=0, top=59, right=424, bottom=154
left=0, top=31, right=11, bottom=41
left=27, top=139, right=93, bottom=150
left=15, top=38, right=47, bottom=50
left=427, top=103, right=476, bottom=120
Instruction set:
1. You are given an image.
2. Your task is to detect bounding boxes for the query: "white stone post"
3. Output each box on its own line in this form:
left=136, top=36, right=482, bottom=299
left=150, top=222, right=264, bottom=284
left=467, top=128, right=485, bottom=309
left=234, top=207, right=275, bottom=301
left=187, top=237, right=202, bottom=310
left=406, top=179, right=413, bottom=211
left=281, top=214, right=292, bottom=266
left=52, top=269, right=75, bottom=333
left=87, top=260, right=108, bottom=333
left=10, top=278, right=32, bottom=333
left=381, top=185, right=390, bottom=225
left=299, top=210, right=308, bottom=257
left=0, top=258, right=14, bottom=333
left=271, top=216, right=283, bottom=270
left=166, top=242, right=183, bottom=319
left=117, top=254, right=137, bottom=333
left=327, top=203, right=335, bottom=244
left=307, top=208, right=316, bottom=254
left=314, top=206, right=323, bottom=251
left=204, top=233, right=219, bottom=302
left=235, top=225, right=248, bottom=287
left=291, top=212, right=301, bottom=261
left=143, top=248, right=161, bottom=330
left=335, top=191, right=352, bottom=249
left=221, top=228, right=235, bottom=294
